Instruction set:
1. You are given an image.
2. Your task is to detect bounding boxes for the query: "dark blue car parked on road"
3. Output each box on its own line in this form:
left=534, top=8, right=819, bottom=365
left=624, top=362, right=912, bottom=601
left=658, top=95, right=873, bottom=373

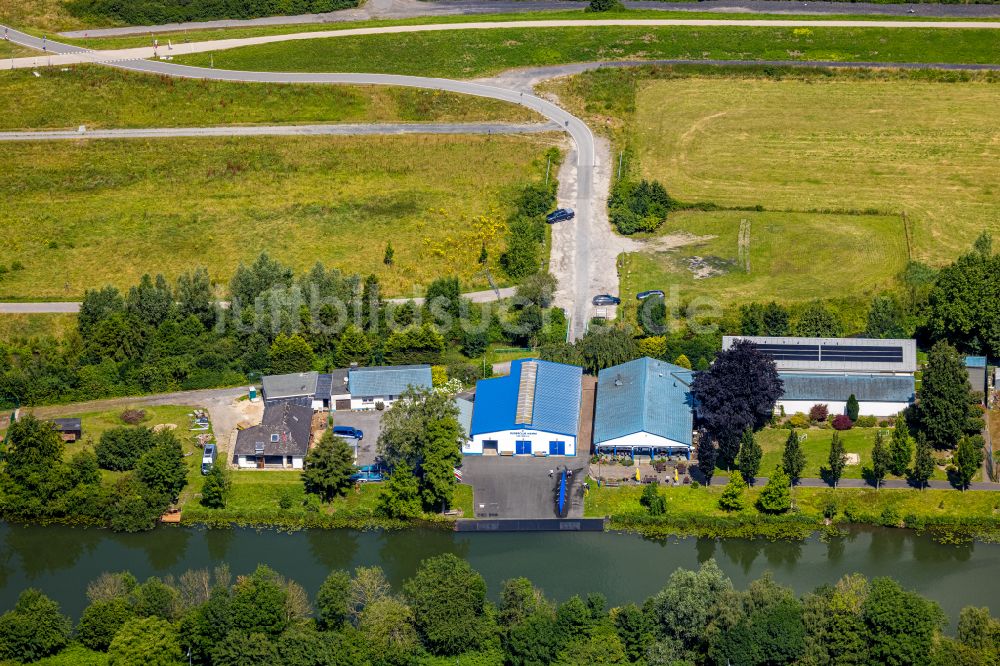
left=546, top=208, right=575, bottom=223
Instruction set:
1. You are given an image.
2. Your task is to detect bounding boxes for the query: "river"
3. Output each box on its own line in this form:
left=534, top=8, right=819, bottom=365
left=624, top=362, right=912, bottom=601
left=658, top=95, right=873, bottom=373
left=0, top=523, right=995, bottom=623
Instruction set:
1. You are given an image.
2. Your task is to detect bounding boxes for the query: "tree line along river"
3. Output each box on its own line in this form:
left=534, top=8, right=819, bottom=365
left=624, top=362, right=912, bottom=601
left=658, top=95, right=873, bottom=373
left=0, top=522, right=996, bottom=625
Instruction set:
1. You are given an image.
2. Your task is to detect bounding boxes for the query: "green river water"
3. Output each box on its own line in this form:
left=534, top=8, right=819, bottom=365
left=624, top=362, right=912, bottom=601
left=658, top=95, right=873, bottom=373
left=0, top=523, right=994, bottom=623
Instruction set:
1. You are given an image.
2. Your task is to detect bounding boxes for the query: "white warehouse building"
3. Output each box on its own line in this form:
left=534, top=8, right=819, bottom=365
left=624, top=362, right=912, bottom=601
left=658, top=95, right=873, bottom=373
left=722, top=336, right=917, bottom=417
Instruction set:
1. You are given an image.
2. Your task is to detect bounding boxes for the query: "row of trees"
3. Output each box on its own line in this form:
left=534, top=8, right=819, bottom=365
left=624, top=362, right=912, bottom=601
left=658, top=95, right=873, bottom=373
left=0, top=252, right=570, bottom=408
left=0, top=415, right=188, bottom=531
left=4, top=557, right=997, bottom=666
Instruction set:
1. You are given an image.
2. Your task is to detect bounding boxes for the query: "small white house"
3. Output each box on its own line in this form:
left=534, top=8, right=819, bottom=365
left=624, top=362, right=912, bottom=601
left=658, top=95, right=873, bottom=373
left=466, top=359, right=582, bottom=457
left=346, top=365, right=433, bottom=411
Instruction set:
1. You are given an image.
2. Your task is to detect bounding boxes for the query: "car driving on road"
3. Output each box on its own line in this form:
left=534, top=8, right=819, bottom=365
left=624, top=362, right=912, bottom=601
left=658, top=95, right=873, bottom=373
left=592, top=294, right=621, bottom=306
left=636, top=290, right=665, bottom=300
left=546, top=208, right=575, bottom=223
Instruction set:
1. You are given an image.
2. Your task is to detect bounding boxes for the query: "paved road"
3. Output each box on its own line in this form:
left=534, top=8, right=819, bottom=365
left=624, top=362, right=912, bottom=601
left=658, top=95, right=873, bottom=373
left=58, top=0, right=1000, bottom=38
left=0, top=122, right=557, bottom=142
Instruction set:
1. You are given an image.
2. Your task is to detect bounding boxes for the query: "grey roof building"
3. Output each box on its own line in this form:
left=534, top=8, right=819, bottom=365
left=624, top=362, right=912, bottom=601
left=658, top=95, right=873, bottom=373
left=779, top=373, right=916, bottom=404
left=234, top=402, right=313, bottom=460
left=348, top=365, right=433, bottom=398
left=722, top=336, right=917, bottom=375
left=261, top=371, right=319, bottom=406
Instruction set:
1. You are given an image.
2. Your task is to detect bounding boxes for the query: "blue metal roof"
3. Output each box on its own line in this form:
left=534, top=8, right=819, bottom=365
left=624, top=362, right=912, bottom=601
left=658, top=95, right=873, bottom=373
left=593, top=357, right=694, bottom=446
left=348, top=365, right=432, bottom=397
left=470, top=359, right=582, bottom=438
left=965, top=356, right=987, bottom=368
left=779, top=373, right=915, bottom=403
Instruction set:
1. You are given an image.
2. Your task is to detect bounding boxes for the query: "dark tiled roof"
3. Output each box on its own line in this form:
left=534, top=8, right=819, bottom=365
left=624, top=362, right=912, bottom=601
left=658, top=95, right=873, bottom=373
left=234, top=403, right=313, bottom=457
left=315, top=373, right=333, bottom=399
left=51, top=418, right=82, bottom=432
left=329, top=368, right=350, bottom=395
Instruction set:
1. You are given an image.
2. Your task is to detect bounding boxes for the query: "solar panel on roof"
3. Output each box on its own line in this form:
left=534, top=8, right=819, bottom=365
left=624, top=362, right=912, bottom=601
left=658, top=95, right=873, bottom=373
left=820, top=344, right=903, bottom=363
left=756, top=344, right=820, bottom=361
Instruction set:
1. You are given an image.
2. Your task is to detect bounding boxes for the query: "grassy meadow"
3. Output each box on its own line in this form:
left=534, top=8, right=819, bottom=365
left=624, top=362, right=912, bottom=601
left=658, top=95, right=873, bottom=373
left=614, top=75, right=1000, bottom=305
left=175, top=25, right=1000, bottom=78
left=619, top=209, right=909, bottom=307
left=0, top=313, right=76, bottom=341
left=0, top=66, right=537, bottom=130
left=0, top=133, right=559, bottom=299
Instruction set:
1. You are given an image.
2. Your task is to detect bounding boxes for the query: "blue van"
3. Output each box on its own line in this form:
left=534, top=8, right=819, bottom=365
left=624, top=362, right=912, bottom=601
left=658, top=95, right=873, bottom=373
left=201, top=444, right=217, bottom=475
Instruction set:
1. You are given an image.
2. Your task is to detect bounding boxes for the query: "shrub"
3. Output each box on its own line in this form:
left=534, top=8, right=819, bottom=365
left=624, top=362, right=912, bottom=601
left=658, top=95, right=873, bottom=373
left=587, top=0, right=624, bottom=10
left=808, top=404, right=829, bottom=422
left=10, top=261, right=23, bottom=271
left=639, top=482, right=666, bottom=516
left=120, top=409, right=147, bottom=425
left=822, top=500, right=838, bottom=520
left=608, top=179, right=679, bottom=235
left=788, top=413, right=810, bottom=429
left=96, top=427, right=156, bottom=471
left=855, top=415, right=878, bottom=428
left=718, top=472, right=747, bottom=512
left=832, top=415, right=854, bottom=431
left=880, top=507, right=901, bottom=527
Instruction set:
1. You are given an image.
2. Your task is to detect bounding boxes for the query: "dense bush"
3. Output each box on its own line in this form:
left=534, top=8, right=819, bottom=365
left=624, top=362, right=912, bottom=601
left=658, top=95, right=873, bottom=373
left=608, top=179, right=679, bottom=234
left=832, top=414, right=854, bottom=431
left=500, top=175, right=557, bottom=280
left=808, top=404, right=829, bottom=423
left=855, top=415, right=878, bottom=428
left=95, top=427, right=156, bottom=472
left=66, top=0, right=360, bottom=25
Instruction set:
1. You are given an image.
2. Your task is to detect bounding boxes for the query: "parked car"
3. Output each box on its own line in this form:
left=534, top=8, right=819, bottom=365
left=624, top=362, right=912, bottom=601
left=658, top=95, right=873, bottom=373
left=333, top=425, right=363, bottom=441
left=546, top=208, right=575, bottom=224
left=636, top=289, right=665, bottom=300
left=201, top=444, right=217, bottom=475
left=592, top=294, right=621, bottom=306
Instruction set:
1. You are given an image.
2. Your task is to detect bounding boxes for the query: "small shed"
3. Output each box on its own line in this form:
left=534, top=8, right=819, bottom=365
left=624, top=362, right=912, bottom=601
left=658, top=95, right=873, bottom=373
left=50, top=418, right=82, bottom=442
left=965, top=356, right=988, bottom=403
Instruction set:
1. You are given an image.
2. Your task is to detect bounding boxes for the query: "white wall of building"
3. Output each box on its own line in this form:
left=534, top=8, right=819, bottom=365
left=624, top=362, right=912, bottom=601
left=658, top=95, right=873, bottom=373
left=595, top=431, right=691, bottom=453
left=778, top=400, right=909, bottom=418
left=350, top=395, right=399, bottom=411
left=467, top=429, right=577, bottom=456
left=237, top=455, right=304, bottom=469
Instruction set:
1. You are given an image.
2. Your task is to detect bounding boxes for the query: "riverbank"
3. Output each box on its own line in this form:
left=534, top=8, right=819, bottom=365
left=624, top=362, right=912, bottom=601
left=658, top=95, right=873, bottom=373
left=586, top=481, right=1000, bottom=542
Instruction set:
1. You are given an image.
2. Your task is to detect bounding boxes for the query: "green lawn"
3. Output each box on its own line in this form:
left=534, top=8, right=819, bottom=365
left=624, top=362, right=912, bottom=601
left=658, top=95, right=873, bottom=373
left=180, top=469, right=474, bottom=522
left=586, top=482, right=1000, bottom=530
left=174, top=25, right=1000, bottom=78
left=0, top=65, right=537, bottom=131
left=16, top=404, right=212, bottom=489
left=619, top=209, right=908, bottom=308
left=746, top=426, right=951, bottom=481
left=633, top=77, right=1000, bottom=266
left=0, top=133, right=558, bottom=299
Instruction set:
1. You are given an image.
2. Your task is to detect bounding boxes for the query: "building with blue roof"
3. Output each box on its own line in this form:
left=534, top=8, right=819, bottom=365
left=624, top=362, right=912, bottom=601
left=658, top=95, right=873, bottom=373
left=465, top=358, right=582, bottom=456
left=593, top=357, right=694, bottom=458
left=346, top=365, right=433, bottom=411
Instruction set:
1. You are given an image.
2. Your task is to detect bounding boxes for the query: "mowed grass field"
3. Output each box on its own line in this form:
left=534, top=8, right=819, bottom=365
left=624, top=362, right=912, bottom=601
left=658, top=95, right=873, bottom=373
left=622, top=77, right=1000, bottom=304
left=0, top=66, right=538, bottom=130
left=619, top=209, right=909, bottom=306
left=176, top=25, right=1000, bottom=78
left=0, top=133, right=558, bottom=299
